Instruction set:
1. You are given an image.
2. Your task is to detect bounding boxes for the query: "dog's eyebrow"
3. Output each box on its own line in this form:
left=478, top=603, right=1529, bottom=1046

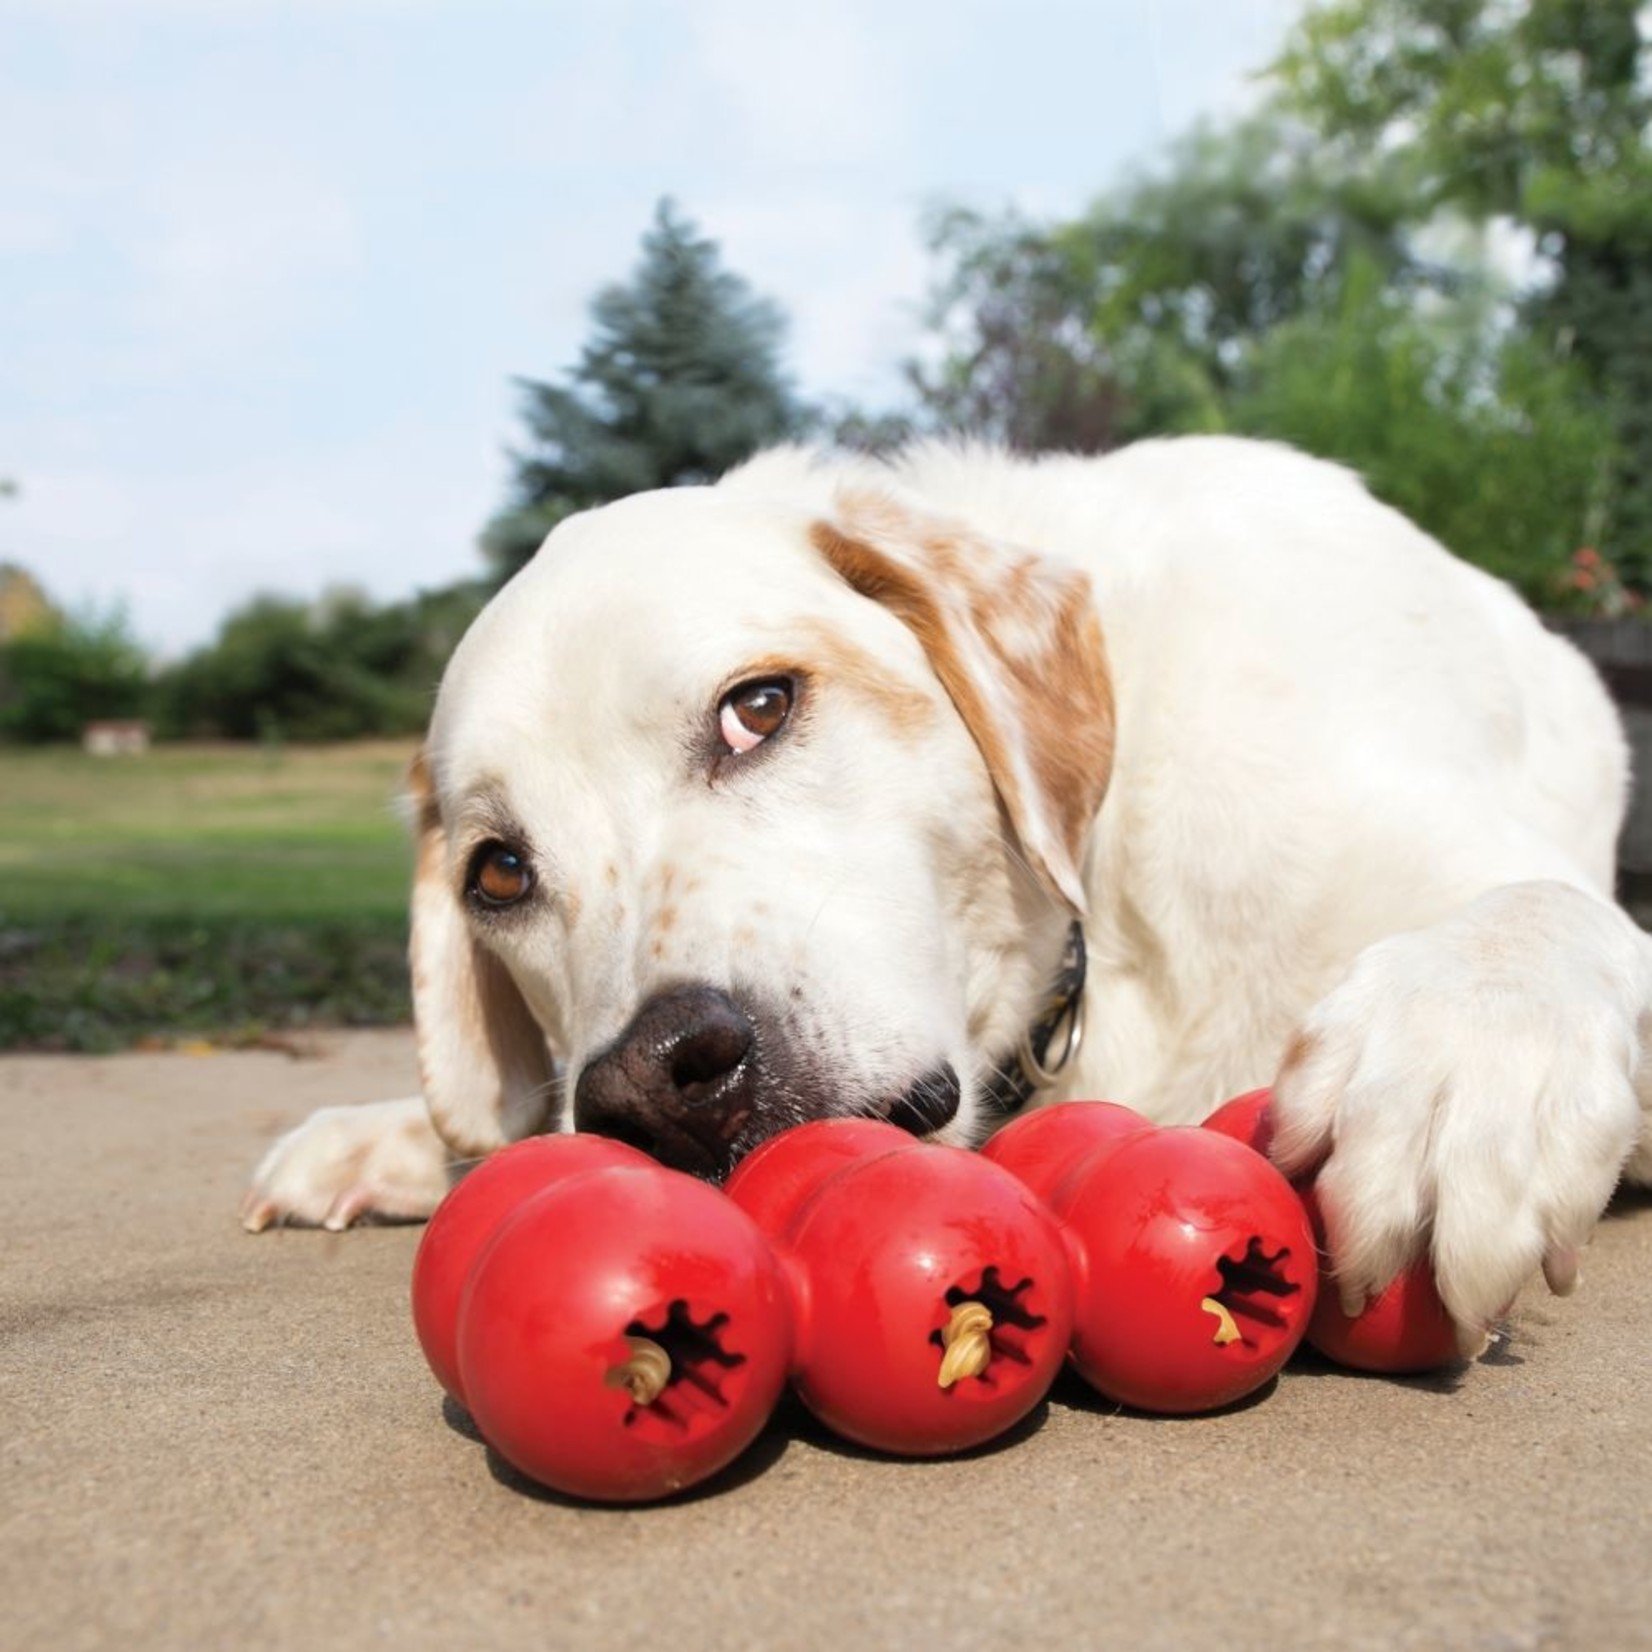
left=448, top=781, right=528, bottom=855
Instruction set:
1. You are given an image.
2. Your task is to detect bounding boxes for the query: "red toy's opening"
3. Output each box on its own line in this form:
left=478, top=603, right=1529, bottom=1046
left=1206, top=1236, right=1303, bottom=1347
left=607, top=1298, right=748, bottom=1437
left=927, top=1264, right=1048, bottom=1394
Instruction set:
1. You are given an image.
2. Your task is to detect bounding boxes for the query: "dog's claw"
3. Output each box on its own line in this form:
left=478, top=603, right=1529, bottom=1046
left=1456, top=1323, right=1494, bottom=1360
left=1338, top=1283, right=1367, bottom=1320
left=323, top=1186, right=378, bottom=1231
left=240, top=1196, right=279, bottom=1234
left=1542, top=1245, right=1581, bottom=1297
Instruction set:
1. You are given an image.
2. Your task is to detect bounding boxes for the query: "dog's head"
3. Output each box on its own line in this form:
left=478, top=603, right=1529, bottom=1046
left=409, top=464, right=1114, bottom=1177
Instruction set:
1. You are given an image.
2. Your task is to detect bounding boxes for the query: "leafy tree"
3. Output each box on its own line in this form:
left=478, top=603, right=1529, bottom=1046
left=0, top=607, right=150, bottom=743
left=911, top=117, right=1421, bottom=452
left=484, top=199, right=811, bottom=581
left=917, top=176, right=1608, bottom=597
left=1226, top=252, right=1614, bottom=599
left=912, top=206, right=1134, bottom=452
left=1274, top=0, right=1652, bottom=573
left=909, top=21, right=1626, bottom=601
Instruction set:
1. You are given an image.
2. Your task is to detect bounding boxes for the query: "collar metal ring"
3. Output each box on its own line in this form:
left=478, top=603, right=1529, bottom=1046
left=1015, top=992, right=1085, bottom=1092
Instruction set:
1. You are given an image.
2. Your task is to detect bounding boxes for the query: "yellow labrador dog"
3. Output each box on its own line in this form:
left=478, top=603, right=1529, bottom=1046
left=244, top=437, right=1652, bottom=1351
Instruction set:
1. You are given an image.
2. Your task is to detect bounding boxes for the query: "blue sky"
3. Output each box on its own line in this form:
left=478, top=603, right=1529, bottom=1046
left=1, top=0, right=1302, bottom=654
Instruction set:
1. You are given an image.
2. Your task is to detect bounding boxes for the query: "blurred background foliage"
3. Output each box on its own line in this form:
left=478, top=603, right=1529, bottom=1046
left=6, top=0, right=1648, bottom=750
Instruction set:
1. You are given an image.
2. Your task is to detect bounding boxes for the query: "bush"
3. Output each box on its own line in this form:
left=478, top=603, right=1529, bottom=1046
left=0, top=608, right=151, bottom=743
left=1226, top=256, right=1617, bottom=601
left=154, top=583, right=487, bottom=742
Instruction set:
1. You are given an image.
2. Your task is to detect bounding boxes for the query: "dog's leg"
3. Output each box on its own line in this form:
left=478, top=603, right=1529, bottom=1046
left=241, top=1096, right=458, bottom=1233
left=1268, top=880, right=1652, bottom=1352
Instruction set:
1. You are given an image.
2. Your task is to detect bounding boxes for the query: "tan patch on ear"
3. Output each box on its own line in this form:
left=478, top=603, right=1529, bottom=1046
left=810, top=498, right=1114, bottom=910
left=810, top=519, right=1004, bottom=750
left=1020, top=587, right=1114, bottom=870
left=811, top=516, right=935, bottom=613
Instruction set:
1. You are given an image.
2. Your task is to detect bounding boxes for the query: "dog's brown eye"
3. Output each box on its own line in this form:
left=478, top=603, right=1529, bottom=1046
left=718, top=678, right=793, bottom=755
left=469, top=843, right=532, bottom=907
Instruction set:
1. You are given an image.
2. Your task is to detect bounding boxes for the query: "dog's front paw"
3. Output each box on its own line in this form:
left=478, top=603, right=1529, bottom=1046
left=1269, top=882, right=1650, bottom=1352
left=241, top=1096, right=455, bottom=1232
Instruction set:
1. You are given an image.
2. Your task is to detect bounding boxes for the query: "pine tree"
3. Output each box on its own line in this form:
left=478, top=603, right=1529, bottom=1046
left=484, top=201, right=809, bottom=580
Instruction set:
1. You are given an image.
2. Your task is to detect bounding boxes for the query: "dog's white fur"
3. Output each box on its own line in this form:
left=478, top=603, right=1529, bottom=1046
left=244, top=437, right=1652, bottom=1350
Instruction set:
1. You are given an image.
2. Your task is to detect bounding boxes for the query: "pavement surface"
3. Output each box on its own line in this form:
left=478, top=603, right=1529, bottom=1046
left=4, top=1028, right=1650, bottom=1651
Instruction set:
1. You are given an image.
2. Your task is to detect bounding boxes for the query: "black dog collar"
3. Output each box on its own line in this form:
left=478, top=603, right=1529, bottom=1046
left=982, top=921, right=1087, bottom=1116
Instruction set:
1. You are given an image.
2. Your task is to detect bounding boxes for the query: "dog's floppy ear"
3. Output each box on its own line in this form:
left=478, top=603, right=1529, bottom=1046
left=811, top=489, right=1114, bottom=913
left=406, top=750, right=557, bottom=1156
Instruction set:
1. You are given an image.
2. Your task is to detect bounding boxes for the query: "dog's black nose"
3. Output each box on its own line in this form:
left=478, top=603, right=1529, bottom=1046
left=573, top=985, right=758, bottom=1178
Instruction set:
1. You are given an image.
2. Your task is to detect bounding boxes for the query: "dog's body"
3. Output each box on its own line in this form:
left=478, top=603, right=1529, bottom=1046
left=245, top=437, right=1652, bottom=1348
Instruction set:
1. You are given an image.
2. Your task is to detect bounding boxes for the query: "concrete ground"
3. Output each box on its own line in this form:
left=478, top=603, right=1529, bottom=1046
left=4, top=1028, right=1649, bottom=1651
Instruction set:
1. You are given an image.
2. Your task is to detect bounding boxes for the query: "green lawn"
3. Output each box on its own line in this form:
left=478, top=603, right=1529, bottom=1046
left=0, top=741, right=420, bottom=1049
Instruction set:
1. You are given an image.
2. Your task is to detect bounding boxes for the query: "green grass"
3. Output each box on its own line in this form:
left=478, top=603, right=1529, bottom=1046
left=0, top=741, right=420, bottom=1049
